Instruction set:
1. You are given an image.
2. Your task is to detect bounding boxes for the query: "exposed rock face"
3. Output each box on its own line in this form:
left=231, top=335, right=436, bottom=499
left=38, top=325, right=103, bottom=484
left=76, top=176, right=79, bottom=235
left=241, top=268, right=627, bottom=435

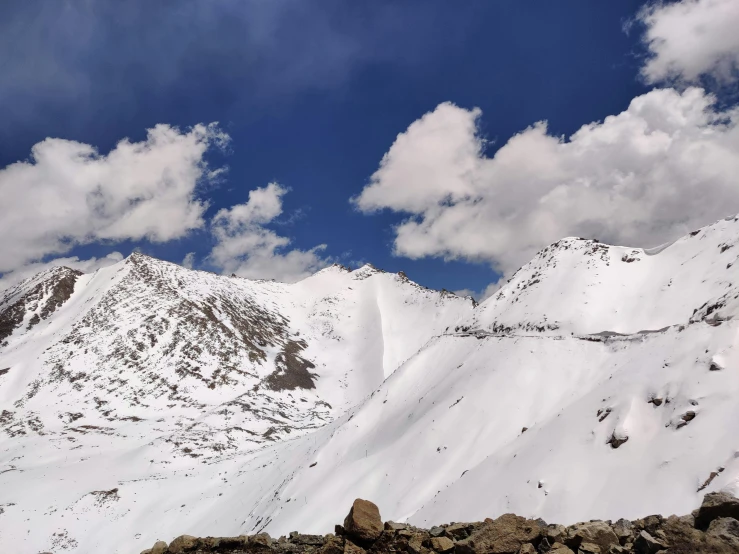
left=137, top=492, right=739, bottom=553
left=695, top=491, right=739, bottom=530
left=342, top=499, right=383, bottom=545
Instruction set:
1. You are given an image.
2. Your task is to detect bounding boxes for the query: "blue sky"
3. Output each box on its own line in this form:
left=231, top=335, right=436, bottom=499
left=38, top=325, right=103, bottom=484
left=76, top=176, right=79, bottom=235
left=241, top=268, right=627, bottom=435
left=2, top=0, right=739, bottom=296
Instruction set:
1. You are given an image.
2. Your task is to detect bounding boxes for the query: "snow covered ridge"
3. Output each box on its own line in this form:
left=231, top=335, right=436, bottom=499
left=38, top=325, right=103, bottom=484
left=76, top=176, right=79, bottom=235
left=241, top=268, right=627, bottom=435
left=1, top=215, right=739, bottom=554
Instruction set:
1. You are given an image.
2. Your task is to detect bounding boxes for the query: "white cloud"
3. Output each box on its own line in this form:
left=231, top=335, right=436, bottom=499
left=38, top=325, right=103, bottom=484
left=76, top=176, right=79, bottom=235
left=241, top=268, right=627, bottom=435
left=354, top=90, right=739, bottom=278
left=0, top=123, right=228, bottom=273
left=638, top=0, right=739, bottom=83
left=209, top=182, right=329, bottom=282
left=0, top=252, right=124, bottom=292
left=182, top=252, right=196, bottom=270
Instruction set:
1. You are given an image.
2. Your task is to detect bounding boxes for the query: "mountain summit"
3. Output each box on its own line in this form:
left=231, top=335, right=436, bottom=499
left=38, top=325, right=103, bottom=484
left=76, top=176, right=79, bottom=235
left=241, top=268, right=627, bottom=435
left=1, top=217, right=739, bottom=553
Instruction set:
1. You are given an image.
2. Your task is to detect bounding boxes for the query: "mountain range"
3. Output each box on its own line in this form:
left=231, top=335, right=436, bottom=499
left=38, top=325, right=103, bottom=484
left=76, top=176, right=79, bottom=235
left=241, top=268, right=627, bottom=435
left=1, top=215, right=739, bottom=554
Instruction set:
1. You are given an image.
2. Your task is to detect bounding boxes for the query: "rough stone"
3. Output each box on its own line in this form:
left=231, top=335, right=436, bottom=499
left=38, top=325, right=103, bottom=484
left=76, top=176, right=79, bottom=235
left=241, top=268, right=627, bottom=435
left=518, top=544, right=537, bottom=554
left=384, top=521, right=407, bottom=531
left=344, top=538, right=366, bottom=554
left=633, top=530, right=667, bottom=554
left=695, top=491, right=739, bottom=530
left=548, top=543, right=576, bottom=554
left=150, top=541, right=168, bottom=554
left=611, top=519, right=633, bottom=545
left=429, top=536, right=455, bottom=553
left=445, top=522, right=471, bottom=540
left=578, top=542, right=601, bottom=554
left=456, top=513, right=542, bottom=554
left=167, top=535, right=198, bottom=553
left=343, top=498, right=383, bottom=544
left=707, top=517, right=739, bottom=549
left=429, top=525, right=445, bottom=537
left=568, top=521, right=619, bottom=552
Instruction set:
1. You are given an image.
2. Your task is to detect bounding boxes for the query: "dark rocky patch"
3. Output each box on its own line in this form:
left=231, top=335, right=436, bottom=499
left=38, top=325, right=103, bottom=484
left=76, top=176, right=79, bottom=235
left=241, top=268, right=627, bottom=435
left=139, top=492, right=739, bottom=554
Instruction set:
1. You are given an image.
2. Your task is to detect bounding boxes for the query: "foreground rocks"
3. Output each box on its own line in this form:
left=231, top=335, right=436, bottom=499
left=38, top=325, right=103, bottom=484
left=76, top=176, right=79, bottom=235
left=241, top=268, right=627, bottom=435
left=140, top=493, right=739, bottom=554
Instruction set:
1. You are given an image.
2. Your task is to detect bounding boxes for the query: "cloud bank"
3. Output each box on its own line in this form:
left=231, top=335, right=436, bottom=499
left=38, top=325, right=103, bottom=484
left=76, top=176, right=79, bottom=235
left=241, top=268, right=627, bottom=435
left=638, top=0, right=739, bottom=84
left=355, top=89, right=739, bottom=277
left=209, top=183, right=329, bottom=282
left=0, top=123, right=228, bottom=274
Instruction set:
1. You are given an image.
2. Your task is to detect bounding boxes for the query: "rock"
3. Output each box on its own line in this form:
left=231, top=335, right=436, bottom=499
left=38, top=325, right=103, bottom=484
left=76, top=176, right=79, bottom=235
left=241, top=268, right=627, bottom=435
left=344, top=538, right=366, bottom=554
left=429, top=525, right=445, bottom=537
left=607, top=546, right=628, bottom=554
left=408, top=535, right=426, bottom=554
left=335, top=524, right=345, bottom=536
left=445, top=522, right=471, bottom=540
left=707, top=517, right=739, bottom=548
left=343, top=498, right=383, bottom=544
left=430, top=536, right=455, bottom=553
left=611, top=519, right=633, bottom=545
left=544, top=524, right=567, bottom=545
left=292, top=534, right=325, bottom=545
left=251, top=533, right=273, bottom=547
left=384, top=521, right=407, bottom=531
left=150, top=541, right=168, bottom=554
left=320, top=535, right=344, bottom=554
left=518, top=544, right=537, bottom=554
left=456, top=513, right=542, bottom=554
left=695, top=491, right=739, bottom=530
left=549, top=543, right=575, bottom=554
left=568, top=521, right=619, bottom=552
left=577, top=542, right=601, bottom=553
left=167, top=535, right=198, bottom=553
left=140, top=550, right=151, bottom=554
left=633, top=530, right=667, bottom=554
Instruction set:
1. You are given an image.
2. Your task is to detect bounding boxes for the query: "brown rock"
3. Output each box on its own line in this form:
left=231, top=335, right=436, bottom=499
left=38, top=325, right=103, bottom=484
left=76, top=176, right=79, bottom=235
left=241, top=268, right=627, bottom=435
left=707, top=517, right=739, bottom=549
left=456, top=513, right=542, bottom=554
left=150, top=541, right=168, bottom=554
left=578, top=542, right=601, bottom=554
left=343, top=499, right=383, bottom=544
left=568, top=521, right=619, bottom=552
left=251, top=533, right=273, bottom=548
left=518, top=544, right=537, bottom=554
left=344, top=538, right=366, bottom=554
left=695, top=491, right=739, bottom=530
left=633, top=530, right=667, bottom=554
left=549, top=543, right=575, bottom=554
left=430, top=536, right=455, bottom=553
left=320, top=535, right=344, bottom=554
left=445, top=522, right=471, bottom=540
left=384, top=521, right=408, bottom=531
left=167, top=535, right=198, bottom=553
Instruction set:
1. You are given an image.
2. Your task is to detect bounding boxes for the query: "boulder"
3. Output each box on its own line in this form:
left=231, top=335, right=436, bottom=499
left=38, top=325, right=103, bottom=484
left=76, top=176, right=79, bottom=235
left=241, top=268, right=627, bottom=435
left=429, top=526, right=445, bottom=537
left=611, top=519, right=633, bottom=545
left=150, top=541, right=168, bottom=554
left=518, top=544, right=537, bottom=554
left=320, top=535, right=344, bottom=554
left=707, top=517, right=739, bottom=549
left=633, top=530, right=667, bottom=554
left=444, top=522, right=471, bottom=540
left=455, top=513, right=542, bottom=554
left=577, top=542, right=601, bottom=553
left=251, top=533, right=273, bottom=548
left=429, top=536, right=455, bottom=553
left=567, top=521, right=619, bottom=552
left=695, top=491, right=739, bottom=530
left=343, top=538, right=366, bottom=554
left=384, top=521, right=408, bottom=531
left=548, top=543, right=575, bottom=554
left=167, top=535, right=198, bottom=553
left=343, top=499, right=383, bottom=544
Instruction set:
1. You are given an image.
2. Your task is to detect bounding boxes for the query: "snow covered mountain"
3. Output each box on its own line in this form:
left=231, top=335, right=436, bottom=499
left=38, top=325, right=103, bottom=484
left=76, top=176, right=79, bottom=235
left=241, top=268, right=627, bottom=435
left=2, top=216, right=739, bottom=553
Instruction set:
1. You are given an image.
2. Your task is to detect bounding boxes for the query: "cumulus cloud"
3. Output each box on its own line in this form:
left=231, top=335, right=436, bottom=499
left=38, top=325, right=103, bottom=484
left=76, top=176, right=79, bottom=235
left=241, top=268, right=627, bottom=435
left=354, top=90, right=739, bottom=278
left=638, top=0, right=739, bottom=83
left=0, top=252, right=124, bottom=291
left=0, top=123, right=228, bottom=274
left=209, top=182, right=329, bottom=282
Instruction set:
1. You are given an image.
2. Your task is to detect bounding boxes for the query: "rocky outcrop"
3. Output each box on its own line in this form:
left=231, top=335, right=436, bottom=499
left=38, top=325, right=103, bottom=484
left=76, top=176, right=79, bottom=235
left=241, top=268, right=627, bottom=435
left=139, top=492, right=739, bottom=554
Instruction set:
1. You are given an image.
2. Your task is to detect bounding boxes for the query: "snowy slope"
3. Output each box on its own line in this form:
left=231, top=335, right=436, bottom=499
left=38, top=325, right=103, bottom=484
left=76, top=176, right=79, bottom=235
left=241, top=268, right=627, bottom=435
left=2, top=217, right=739, bottom=553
